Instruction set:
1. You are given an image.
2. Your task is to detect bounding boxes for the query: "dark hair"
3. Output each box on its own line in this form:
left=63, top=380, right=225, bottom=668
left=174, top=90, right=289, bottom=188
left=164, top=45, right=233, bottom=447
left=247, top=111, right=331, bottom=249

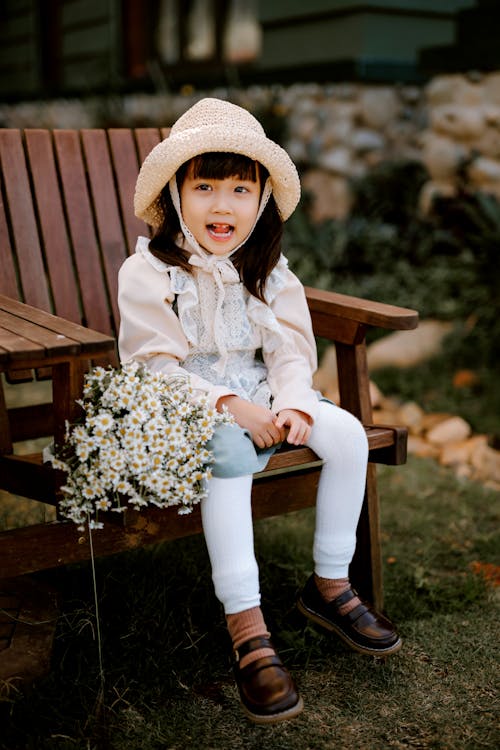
left=148, top=152, right=283, bottom=301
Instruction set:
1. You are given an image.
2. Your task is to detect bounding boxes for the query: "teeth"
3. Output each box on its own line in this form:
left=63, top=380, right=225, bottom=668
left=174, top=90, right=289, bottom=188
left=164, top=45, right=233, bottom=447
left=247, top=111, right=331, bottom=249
left=210, top=224, right=231, bottom=232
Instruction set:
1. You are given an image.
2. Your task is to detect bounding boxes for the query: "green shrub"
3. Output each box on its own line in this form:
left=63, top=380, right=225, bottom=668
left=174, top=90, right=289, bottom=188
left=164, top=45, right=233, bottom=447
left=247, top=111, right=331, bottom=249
left=284, top=160, right=500, bottom=433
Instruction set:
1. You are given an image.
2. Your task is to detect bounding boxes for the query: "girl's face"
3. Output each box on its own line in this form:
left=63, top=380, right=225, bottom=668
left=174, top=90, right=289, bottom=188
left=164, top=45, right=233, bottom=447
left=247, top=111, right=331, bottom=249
left=179, top=163, right=261, bottom=256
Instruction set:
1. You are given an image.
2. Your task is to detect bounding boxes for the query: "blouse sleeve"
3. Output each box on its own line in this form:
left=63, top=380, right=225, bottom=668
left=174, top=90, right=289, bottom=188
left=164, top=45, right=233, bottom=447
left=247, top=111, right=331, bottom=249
left=117, top=252, right=237, bottom=408
left=264, top=267, right=320, bottom=421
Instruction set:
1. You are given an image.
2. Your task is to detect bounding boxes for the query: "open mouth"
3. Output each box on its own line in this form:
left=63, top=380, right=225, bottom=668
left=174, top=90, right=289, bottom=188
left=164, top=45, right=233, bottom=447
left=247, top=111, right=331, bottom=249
left=207, top=223, right=235, bottom=240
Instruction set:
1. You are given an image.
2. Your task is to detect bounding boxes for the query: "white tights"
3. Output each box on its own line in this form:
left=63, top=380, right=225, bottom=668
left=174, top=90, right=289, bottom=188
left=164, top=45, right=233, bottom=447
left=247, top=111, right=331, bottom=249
left=200, top=401, right=368, bottom=614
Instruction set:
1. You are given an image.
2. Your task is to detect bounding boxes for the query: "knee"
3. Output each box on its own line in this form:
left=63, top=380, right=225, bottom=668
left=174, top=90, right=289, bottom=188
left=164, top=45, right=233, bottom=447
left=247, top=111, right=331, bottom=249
left=311, top=403, right=368, bottom=458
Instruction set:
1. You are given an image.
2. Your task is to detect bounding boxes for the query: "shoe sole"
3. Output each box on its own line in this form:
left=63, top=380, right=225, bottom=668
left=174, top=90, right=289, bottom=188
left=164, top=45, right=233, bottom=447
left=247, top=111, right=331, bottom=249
left=297, top=598, right=402, bottom=656
left=242, top=696, right=304, bottom=725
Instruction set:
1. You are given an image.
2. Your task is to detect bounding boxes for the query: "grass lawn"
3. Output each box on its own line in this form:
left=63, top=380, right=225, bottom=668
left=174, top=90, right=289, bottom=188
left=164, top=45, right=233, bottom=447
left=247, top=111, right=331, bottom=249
left=1, top=456, right=498, bottom=749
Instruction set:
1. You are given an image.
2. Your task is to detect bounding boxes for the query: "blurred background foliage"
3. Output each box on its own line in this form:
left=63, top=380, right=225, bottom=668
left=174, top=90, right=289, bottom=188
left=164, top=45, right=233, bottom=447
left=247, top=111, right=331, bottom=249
left=283, top=159, right=500, bottom=436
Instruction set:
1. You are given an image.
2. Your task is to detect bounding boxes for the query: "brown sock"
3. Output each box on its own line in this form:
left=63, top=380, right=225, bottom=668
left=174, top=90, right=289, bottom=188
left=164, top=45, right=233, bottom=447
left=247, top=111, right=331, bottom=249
left=314, top=574, right=361, bottom=615
left=226, top=606, right=274, bottom=669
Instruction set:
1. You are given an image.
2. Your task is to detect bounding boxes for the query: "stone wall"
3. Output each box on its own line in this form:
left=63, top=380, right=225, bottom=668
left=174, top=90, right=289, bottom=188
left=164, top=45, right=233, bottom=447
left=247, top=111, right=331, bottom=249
left=2, top=72, right=500, bottom=221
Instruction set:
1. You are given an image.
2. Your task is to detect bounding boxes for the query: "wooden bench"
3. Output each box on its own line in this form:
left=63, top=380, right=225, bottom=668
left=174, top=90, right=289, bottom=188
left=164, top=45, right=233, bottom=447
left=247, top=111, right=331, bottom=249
left=0, top=127, right=418, bottom=683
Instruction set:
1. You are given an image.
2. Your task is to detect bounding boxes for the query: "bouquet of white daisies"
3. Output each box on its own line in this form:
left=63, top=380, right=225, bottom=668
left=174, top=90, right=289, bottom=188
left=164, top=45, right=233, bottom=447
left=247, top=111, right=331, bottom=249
left=47, top=361, right=232, bottom=530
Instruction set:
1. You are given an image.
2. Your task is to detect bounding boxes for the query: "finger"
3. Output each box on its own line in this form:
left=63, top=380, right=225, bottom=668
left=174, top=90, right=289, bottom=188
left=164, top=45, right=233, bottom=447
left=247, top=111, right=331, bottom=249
left=274, top=414, right=285, bottom=430
left=269, top=425, right=285, bottom=443
left=276, top=426, right=287, bottom=442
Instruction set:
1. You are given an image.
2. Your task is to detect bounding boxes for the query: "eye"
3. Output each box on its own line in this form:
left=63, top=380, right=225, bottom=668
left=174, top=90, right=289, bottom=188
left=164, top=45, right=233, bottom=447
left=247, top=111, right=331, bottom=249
left=235, top=185, right=254, bottom=193
left=195, top=183, right=212, bottom=191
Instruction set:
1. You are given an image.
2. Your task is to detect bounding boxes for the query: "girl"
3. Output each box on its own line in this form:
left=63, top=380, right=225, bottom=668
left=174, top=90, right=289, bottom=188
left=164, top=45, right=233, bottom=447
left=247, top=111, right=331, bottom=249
left=118, top=98, right=401, bottom=725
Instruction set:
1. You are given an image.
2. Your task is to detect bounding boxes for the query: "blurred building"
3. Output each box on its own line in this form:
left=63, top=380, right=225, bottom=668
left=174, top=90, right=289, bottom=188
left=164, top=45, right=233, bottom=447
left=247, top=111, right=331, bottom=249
left=0, top=0, right=487, bottom=101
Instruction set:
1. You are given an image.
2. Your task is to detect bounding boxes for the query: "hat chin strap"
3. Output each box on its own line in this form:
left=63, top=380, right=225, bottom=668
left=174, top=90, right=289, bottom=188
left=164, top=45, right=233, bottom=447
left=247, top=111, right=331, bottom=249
left=168, top=175, right=273, bottom=375
left=168, top=176, right=273, bottom=262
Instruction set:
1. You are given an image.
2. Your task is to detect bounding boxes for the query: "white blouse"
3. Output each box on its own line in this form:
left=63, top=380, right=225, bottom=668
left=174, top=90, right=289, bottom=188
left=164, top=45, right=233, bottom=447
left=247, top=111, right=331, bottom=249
left=118, top=237, right=320, bottom=421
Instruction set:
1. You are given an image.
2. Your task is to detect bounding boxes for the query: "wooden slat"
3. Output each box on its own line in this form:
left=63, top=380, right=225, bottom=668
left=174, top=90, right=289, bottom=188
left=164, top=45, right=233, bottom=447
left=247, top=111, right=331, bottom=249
left=0, top=190, right=29, bottom=382
left=0, top=185, right=19, bottom=299
left=312, top=314, right=366, bottom=345
left=7, top=403, right=53, bottom=442
left=0, top=422, right=404, bottom=506
left=134, top=127, right=162, bottom=163
left=0, top=131, right=50, bottom=311
left=306, top=286, right=419, bottom=331
left=0, top=467, right=321, bottom=579
left=336, top=340, right=373, bottom=423
left=81, top=129, right=128, bottom=334
left=351, top=463, right=383, bottom=608
left=24, top=130, right=81, bottom=323
left=0, top=310, right=79, bottom=359
left=53, top=130, right=112, bottom=334
left=0, top=378, right=13, bottom=454
left=108, top=129, right=147, bottom=254
left=0, top=326, right=46, bottom=360
left=0, top=455, right=58, bottom=504
left=0, top=296, right=114, bottom=354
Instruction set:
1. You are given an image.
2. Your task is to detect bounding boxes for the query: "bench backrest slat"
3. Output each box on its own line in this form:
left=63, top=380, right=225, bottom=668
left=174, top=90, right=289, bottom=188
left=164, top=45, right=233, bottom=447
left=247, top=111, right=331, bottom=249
left=1, top=127, right=173, bottom=343
left=0, top=185, right=19, bottom=299
left=0, top=130, right=51, bottom=311
left=135, top=128, right=163, bottom=163
left=25, top=130, right=82, bottom=323
left=81, top=129, right=128, bottom=332
left=108, top=128, right=149, bottom=254
left=53, top=130, right=112, bottom=334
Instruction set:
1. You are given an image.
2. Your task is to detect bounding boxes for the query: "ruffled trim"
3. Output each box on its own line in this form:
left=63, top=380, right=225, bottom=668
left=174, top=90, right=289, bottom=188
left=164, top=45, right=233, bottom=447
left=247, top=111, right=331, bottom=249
left=135, top=238, right=291, bottom=358
left=135, top=236, right=170, bottom=273
left=135, top=236, right=200, bottom=346
left=169, top=267, right=199, bottom=346
left=247, top=254, right=290, bottom=354
left=265, top=254, right=289, bottom=303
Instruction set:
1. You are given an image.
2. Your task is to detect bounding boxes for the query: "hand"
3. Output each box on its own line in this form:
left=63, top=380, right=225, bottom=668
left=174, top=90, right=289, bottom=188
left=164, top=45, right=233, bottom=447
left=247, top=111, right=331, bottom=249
left=216, top=395, right=287, bottom=449
left=274, top=409, right=312, bottom=446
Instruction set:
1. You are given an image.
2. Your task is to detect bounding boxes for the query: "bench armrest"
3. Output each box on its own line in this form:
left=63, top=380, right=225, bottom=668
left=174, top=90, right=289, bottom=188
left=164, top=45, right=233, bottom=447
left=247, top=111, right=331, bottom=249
left=305, top=286, right=419, bottom=333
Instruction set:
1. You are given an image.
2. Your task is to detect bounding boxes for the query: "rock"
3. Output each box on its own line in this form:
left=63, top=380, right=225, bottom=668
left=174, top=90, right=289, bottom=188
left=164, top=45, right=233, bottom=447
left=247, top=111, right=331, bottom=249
left=372, top=408, right=402, bottom=426
left=420, top=412, right=453, bottom=432
left=366, top=320, right=453, bottom=371
left=426, top=75, right=483, bottom=107
left=439, top=435, right=489, bottom=467
left=430, top=104, right=484, bottom=140
left=301, top=169, right=352, bottom=222
left=474, top=126, right=500, bottom=160
left=483, top=71, right=500, bottom=105
left=395, top=401, right=425, bottom=435
left=470, top=442, right=500, bottom=484
left=369, top=380, right=384, bottom=409
left=318, top=146, right=352, bottom=176
left=294, top=114, right=319, bottom=143
left=421, top=133, right=467, bottom=180
left=359, top=88, right=400, bottom=129
left=407, top=435, right=441, bottom=459
left=350, top=128, right=385, bottom=153
left=427, top=416, right=472, bottom=446
left=483, top=105, right=500, bottom=127
left=467, top=155, right=500, bottom=184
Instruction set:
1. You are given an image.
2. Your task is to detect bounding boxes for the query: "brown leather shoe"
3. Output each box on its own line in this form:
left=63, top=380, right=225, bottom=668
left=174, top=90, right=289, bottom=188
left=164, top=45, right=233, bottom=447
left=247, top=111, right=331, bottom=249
left=233, top=636, right=303, bottom=724
left=297, top=575, right=402, bottom=656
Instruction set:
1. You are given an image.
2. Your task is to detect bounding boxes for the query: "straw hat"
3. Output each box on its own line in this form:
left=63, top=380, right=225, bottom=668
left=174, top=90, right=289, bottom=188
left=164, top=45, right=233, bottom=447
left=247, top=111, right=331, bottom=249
left=134, top=97, right=301, bottom=226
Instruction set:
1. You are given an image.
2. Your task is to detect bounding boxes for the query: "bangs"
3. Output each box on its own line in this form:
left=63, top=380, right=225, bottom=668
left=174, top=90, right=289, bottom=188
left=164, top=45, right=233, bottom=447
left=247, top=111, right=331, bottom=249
left=179, top=152, right=267, bottom=184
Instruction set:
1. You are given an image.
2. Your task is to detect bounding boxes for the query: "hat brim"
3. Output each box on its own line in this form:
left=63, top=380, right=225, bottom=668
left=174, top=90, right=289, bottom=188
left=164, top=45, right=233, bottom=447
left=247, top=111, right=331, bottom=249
left=134, top=125, right=301, bottom=226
